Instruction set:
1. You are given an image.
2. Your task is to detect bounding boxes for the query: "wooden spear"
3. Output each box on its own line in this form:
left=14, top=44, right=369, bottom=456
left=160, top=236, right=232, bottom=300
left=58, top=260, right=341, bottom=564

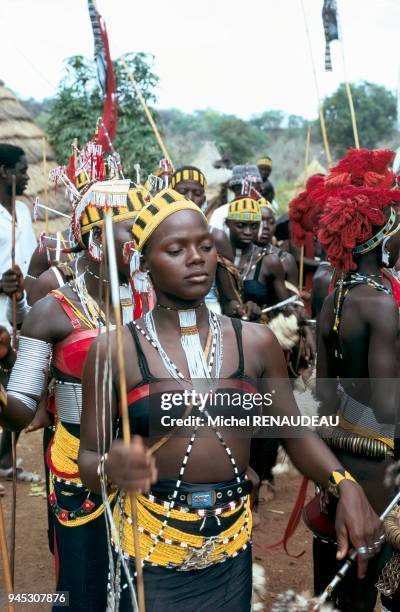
left=120, top=57, right=172, bottom=165
left=0, top=493, right=15, bottom=611
left=42, top=137, right=49, bottom=234
left=10, top=175, right=17, bottom=586
left=299, top=125, right=311, bottom=292
left=104, top=214, right=145, bottom=612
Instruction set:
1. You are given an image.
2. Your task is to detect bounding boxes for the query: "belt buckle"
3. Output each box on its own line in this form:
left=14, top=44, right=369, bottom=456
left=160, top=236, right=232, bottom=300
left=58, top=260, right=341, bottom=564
left=187, top=490, right=216, bottom=508
left=178, top=538, right=218, bottom=571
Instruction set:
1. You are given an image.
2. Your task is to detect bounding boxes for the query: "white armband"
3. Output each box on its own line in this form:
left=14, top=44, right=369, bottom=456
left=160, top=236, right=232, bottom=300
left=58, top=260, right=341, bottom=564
left=7, top=336, right=52, bottom=412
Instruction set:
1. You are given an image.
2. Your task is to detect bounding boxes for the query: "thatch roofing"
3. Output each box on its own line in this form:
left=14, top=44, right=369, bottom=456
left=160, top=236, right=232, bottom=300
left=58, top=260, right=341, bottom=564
left=0, top=81, right=66, bottom=217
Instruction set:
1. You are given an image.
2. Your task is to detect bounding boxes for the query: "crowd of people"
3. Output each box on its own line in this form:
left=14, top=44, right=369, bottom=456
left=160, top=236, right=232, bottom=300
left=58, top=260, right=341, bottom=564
left=0, top=138, right=399, bottom=612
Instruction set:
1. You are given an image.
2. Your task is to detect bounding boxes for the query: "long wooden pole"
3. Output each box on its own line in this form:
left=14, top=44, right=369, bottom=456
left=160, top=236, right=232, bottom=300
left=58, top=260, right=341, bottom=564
left=120, top=57, right=172, bottom=164
left=42, top=137, right=49, bottom=234
left=0, top=497, right=15, bottom=611
left=299, top=126, right=311, bottom=292
left=344, top=82, right=360, bottom=149
left=10, top=176, right=17, bottom=586
left=300, top=0, right=332, bottom=167
left=104, top=214, right=145, bottom=612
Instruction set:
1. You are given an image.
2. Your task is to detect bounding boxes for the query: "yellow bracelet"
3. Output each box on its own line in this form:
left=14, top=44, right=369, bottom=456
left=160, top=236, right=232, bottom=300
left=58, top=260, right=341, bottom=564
left=328, top=469, right=356, bottom=497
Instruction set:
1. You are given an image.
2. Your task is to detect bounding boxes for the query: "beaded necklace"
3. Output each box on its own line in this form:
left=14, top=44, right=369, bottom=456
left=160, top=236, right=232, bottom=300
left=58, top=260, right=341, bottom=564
left=333, top=271, right=391, bottom=333
left=238, top=246, right=269, bottom=281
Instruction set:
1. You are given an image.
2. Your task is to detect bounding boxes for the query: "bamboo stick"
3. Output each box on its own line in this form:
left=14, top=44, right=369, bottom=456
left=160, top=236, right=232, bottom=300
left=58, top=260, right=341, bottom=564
left=0, top=496, right=15, bottom=611
left=10, top=175, right=17, bottom=586
left=299, top=125, right=311, bottom=292
left=42, top=137, right=49, bottom=234
left=104, top=214, right=145, bottom=612
left=120, top=57, right=172, bottom=165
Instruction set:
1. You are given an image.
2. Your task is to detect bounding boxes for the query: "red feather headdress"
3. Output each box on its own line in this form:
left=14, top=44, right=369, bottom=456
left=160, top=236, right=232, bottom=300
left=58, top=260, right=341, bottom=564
left=316, top=149, right=400, bottom=271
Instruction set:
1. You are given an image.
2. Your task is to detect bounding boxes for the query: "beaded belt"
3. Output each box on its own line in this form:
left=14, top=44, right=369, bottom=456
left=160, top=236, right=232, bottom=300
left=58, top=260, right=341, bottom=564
left=114, top=492, right=252, bottom=570
left=149, top=478, right=252, bottom=510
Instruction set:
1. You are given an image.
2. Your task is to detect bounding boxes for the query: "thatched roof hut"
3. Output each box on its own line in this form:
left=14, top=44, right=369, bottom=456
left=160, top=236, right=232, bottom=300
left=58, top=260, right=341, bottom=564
left=0, top=80, right=66, bottom=217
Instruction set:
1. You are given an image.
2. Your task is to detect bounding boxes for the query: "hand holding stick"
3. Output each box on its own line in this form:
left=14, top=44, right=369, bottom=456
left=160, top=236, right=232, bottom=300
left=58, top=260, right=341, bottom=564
left=313, top=490, right=400, bottom=609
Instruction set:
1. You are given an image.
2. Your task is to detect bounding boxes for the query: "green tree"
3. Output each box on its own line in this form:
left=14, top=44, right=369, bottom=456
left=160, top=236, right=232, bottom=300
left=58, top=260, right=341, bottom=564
left=212, top=115, right=262, bottom=163
left=47, top=53, right=161, bottom=176
left=250, top=110, right=285, bottom=132
left=320, top=81, right=397, bottom=156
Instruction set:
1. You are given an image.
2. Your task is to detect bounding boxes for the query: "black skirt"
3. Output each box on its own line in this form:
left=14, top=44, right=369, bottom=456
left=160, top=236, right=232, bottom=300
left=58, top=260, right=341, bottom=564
left=118, top=544, right=253, bottom=612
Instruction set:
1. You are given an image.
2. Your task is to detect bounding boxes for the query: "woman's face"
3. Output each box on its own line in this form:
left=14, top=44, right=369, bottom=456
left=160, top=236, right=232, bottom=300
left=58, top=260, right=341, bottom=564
left=142, top=210, right=217, bottom=303
left=174, top=180, right=206, bottom=208
left=227, top=220, right=260, bottom=248
left=257, top=208, right=276, bottom=245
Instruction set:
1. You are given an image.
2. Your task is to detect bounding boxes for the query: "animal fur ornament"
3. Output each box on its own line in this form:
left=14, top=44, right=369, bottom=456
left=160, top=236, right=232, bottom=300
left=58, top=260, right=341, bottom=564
left=271, top=590, right=337, bottom=611
left=267, top=313, right=299, bottom=351
left=252, top=562, right=267, bottom=611
left=384, top=460, right=400, bottom=490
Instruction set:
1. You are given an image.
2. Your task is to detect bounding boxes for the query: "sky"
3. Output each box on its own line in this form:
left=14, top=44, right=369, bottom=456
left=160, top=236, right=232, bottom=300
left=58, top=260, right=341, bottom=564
left=1, top=0, right=399, bottom=120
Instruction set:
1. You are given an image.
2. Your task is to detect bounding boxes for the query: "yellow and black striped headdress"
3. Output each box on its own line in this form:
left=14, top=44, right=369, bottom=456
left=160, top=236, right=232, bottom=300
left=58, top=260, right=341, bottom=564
left=132, top=188, right=206, bottom=252
left=258, top=197, right=274, bottom=212
left=257, top=157, right=272, bottom=169
left=227, top=198, right=261, bottom=222
left=73, top=180, right=149, bottom=246
left=170, top=166, right=207, bottom=190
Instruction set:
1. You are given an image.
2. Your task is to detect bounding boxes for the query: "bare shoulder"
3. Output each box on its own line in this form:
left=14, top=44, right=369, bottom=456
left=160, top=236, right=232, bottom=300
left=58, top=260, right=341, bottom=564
left=357, top=287, right=398, bottom=323
left=262, top=251, right=283, bottom=272
left=211, top=228, right=233, bottom=260
left=21, top=294, right=70, bottom=343
left=219, top=315, right=277, bottom=349
left=29, top=267, right=63, bottom=304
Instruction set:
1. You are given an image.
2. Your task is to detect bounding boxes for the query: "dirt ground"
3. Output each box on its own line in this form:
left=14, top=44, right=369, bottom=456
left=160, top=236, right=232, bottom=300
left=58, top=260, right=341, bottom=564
left=0, top=432, right=381, bottom=611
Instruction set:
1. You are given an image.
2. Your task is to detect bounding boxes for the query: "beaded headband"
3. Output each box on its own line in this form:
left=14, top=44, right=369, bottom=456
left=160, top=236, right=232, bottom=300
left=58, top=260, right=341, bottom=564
left=132, top=188, right=207, bottom=252
left=73, top=181, right=148, bottom=246
left=353, top=207, right=399, bottom=255
left=257, top=158, right=272, bottom=168
left=227, top=198, right=261, bottom=222
left=170, top=167, right=207, bottom=190
left=258, top=197, right=274, bottom=212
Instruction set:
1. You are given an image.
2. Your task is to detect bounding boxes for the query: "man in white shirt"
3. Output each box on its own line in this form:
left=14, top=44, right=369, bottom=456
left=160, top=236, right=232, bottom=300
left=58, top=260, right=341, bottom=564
left=0, top=144, right=37, bottom=481
left=0, top=145, right=37, bottom=331
left=208, top=164, right=262, bottom=234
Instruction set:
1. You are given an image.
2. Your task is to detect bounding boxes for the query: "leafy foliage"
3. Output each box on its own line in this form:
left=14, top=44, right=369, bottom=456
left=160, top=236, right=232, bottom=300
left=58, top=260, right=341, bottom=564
left=160, top=108, right=267, bottom=165
left=46, top=53, right=161, bottom=176
left=320, top=81, right=397, bottom=156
